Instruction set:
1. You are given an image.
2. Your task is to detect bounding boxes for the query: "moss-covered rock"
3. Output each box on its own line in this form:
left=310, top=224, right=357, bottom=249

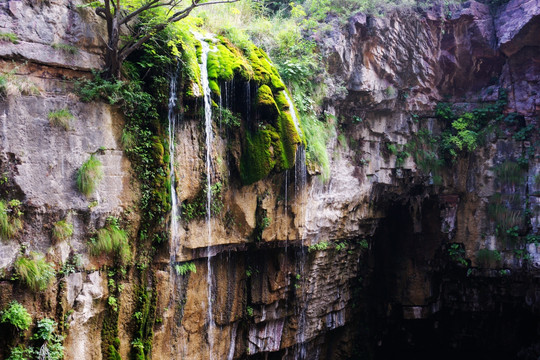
left=207, top=39, right=253, bottom=96
left=186, top=31, right=302, bottom=185
left=240, top=129, right=276, bottom=185
left=256, top=85, right=279, bottom=124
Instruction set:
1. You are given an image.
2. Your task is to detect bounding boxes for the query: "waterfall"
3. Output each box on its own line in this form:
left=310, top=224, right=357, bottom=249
left=168, top=65, right=180, bottom=263
left=283, top=90, right=303, bottom=138
left=194, top=31, right=217, bottom=360
left=283, top=89, right=309, bottom=359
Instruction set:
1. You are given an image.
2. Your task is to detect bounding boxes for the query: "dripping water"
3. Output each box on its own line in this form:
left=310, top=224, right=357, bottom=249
left=194, top=31, right=217, bottom=360
left=284, top=89, right=309, bottom=359
left=168, top=64, right=180, bottom=263
left=166, top=64, right=185, bottom=358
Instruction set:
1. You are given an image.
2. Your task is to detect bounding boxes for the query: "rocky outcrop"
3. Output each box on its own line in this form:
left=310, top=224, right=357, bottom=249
left=0, top=0, right=539, bottom=359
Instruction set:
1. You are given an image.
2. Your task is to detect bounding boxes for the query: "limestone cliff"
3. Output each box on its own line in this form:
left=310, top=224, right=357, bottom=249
left=0, top=0, right=539, bottom=359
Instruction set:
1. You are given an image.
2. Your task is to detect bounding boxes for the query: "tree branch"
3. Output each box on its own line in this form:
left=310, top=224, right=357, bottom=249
left=119, top=0, right=168, bottom=25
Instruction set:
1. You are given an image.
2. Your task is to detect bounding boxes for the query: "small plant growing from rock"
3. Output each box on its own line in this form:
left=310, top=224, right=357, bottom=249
left=0, top=199, right=23, bottom=241
left=32, top=318, right=64, bottom=360
left=14, top=252, right=56, bottom=292
left=89, top=217, right=131, bottom=265
left=0, top=32, right=18, bottom=44
left=77, top=155, right=103, bottom=197
left=51, top=42, right=79, bottom=54
left=308, top=241, right=329, bottom=252
left=52, top=218, right=74, bottom=242
left=448, top=243, right=468, bottom=266
left=48, top=108, right=74, bottom=130
left=175, top=262, right=196, bottom=276
left=1, top=301, right=32, bottom=332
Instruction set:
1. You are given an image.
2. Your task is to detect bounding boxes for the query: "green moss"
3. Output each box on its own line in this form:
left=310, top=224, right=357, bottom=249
left=240, top=129, right=275, bottom=185
left=256, top=85, right=279, bottom=123
left=206, top=39, right=253, bottom=95
left=277, top=111, right=301, bottom=169
left=274, top=91, right=290, bottom=110
left=248, top=48, right=285, bottom=92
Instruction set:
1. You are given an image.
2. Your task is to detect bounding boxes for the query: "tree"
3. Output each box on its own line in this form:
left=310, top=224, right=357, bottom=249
left=94, top=0, right=238, bottom=78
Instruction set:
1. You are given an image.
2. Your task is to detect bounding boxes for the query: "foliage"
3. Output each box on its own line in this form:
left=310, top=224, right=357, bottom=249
left=77, top=71, right=170, bottom=226
left=493, top=161, right=525, bottom=187
left=0, top=74, right=7, bottom=97
left=181, top=181, right=224, bottom=221
left=0, top=199, right=23, bottom=241
left=175, top=262, right=196, bottom=276
left=246, top=306, right=254, bottom=317
left=0, top=68, right=40, bottom=97
left=488, top=193, right=524, bottom=244
left=52, top=218, right=74, bottom=242
left=32, top=318, right=64, bottom=360
left=260, top=216, right=271, bottom=230
left=59, top=254, right=83, bottom=276
left=14, top=252, right=56, bottom=292
left=0, top=32, right=18, bottom=43
left=308, top=241, right=329, bottom=252
left=108, top=296, right=118, bottom=312
left=476, top=249, right=502, bottom=268
left=217, top=107, right=241, bottom=128
left=436, top=90, right=508, bottom=162
left=51, top=42, right=79, bottom=54
left=48, top=108, right=74, bottom=130
left=7, top=345, right=31, bottom=360
left=196, top=1, right=328, bottom=177
left=1, top=301, right=32, bottom=332
left=448, top=243, right=467, bottom=266
left=89, top=217, right=131, bottom=265
left=77, top=154, right=103, bottom=197
left=89, top=0, right=239, bottom=77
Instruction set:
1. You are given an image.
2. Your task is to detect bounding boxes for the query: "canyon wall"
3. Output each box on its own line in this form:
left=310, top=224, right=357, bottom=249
left=0, top=0, right=539, bottom=359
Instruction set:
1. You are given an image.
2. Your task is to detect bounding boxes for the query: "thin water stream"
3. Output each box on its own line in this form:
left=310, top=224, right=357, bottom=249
left=193, top=31, right=217, bottom=360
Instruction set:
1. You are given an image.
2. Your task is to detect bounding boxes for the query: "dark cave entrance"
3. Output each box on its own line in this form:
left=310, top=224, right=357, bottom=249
left=368, top=195, right=540, bottom=360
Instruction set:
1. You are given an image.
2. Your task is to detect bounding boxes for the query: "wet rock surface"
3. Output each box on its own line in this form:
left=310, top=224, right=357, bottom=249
left=0, top=0, right=539, bottom=359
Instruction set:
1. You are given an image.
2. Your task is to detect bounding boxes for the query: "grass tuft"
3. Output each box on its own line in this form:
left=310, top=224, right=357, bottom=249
left=51, top=42, right=79, bottom=54
left=14, top=252, right=56, bottom=292
left=77, top=155, right=103, bottom=197
left=0, top=32, right=18, bottom=44
left=0, top=200, right=23, bottom=241
left=89, top=217, right=131, bottom=265
left=48, top=108, right=74, bottom=130
left=52, top=218, right=74, bottom=242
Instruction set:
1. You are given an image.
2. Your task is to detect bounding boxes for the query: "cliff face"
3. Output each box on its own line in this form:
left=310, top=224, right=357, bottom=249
left=0, top=0, right=539, bottom=359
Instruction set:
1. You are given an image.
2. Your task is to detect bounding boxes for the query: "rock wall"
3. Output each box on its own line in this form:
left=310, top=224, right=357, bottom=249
left=0, top=0, right=539, bottom=359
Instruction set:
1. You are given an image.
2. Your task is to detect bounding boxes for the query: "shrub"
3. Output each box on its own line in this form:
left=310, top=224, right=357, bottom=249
left=0, top=200, right=23, bottom=241
left=14, top=252, right=56, bottom=292
left=77, top=155, right=103, bottom=197
left=52, top=218, right=74, bottom=242
left=48, top=108, right=73, bottom=130
left=32, top=318, right=64, bottom=360
left=89, top=217, right=131, bottom=264
left=1, top=301, right=32, bottom=332
left=7, top=345, right=31, bottom=360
